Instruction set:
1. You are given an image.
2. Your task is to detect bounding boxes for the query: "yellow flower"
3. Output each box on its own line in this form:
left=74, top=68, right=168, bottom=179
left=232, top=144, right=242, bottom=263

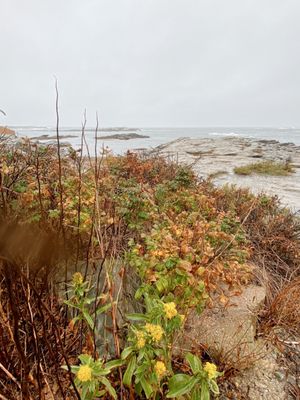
left=196, top=267, right=205, bottom=276
left=145, top=323, right=164, bottom=342
left=72, top=272, right=83, bottom=286
left=136, top=331, right=146, bottom=349
left=204, top=362, right=218, bottom=380
left=163, top=302, right=177, bottom=319
left=154, top=361, right=166, bottom=379
left=77, top=364, right=92, bottom=382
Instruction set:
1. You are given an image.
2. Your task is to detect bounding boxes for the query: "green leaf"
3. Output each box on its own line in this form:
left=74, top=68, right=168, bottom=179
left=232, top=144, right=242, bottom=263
left=64, top=300, right=81, bottom=310
left=97, top=368, right=111, bottom=376
left=123, top=355, right=136, bottom=387
left=200, top=381, right=210, bottom=400
left=84, top=296, right=95, bottom=305
left=140, top=376, right=153, bottom=399
left=61, top=365, right=79, bottom=373
left=78, top=354, right=92, bottom=364
left=105, top=359, right=124, bottom=369
left=138, top=211, right=149, bottom=220
left=144, top=293, right=153, bottom=312
left=134, top=381, right=143, bottom=396
left=126, top=313, right=149, bottom=322
left=155, top=277, right=169, bottom=293
left=135, top=363, right=149, bottom=376
left=209, top=379, right=220, bottom=395
left=81, top=384, right=89, bottom=400
left=185, top=352, right=202, bottom=374
left=82, top=308, right=94, bottom=330
left=167, top=374, right=198, bottom=398
left=121, top=346, right=134, bottom=360
left=96, top=303, right=112, bottom=315
left=137, top=347, right=147, bottom=362
left=191, top=387, right=201, bottom=400
left=100, top=376, right=117, bottom=399
left=165, top=258, right=177, bottom=269
left=135, top=286, right=145, bottom=300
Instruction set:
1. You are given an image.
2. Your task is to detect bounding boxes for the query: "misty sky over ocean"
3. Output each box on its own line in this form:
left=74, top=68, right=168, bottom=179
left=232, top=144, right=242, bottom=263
left=1, top=0, right=300, bottom=127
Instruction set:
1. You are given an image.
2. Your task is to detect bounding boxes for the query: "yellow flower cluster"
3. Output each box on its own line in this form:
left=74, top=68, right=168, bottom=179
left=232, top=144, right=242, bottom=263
left=136, top=331, right=146, bottom=349
left=204, top=362, right=218, bottom=379
left=163, top=302, right=178, bottom=319
left=72, top=272, right=83, bottom=286
left=77, top=364, right=92, bottom=382
left=145, top=323, right=164, bottom=342
left=154, top=361, right=166, bottom=379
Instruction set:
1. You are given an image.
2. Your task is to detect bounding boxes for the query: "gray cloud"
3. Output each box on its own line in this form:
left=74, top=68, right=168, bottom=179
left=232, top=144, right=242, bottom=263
left=1, top=0, right=300, bottom=126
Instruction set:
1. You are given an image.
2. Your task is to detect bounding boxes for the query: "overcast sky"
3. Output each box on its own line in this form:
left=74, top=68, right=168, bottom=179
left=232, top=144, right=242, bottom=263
left=1, top=0, right=300, bottom=127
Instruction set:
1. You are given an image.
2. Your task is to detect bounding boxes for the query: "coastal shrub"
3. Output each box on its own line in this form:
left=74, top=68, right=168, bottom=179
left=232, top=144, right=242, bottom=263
left=0, top=138, right=299, bottom=398
left=209, top=183, right=300, bottom=339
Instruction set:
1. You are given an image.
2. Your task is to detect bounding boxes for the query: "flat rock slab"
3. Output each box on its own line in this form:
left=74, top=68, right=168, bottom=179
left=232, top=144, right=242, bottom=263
left=152, top=137, right=300, bottom=210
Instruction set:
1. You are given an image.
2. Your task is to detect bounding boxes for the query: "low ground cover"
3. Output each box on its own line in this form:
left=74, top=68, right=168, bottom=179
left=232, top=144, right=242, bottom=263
left=234, top=160, right=294, bottom=176
left=0, top=137, right=299, bottom=399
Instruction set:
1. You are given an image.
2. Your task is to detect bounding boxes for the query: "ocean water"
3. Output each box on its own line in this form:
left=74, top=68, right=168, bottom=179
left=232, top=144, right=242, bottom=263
left=12, top=126, right=300, bottom=155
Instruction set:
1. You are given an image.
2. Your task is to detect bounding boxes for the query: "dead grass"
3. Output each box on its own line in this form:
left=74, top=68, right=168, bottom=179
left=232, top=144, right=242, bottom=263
left=262, top=277, right=300, bottom=335
left=234, top=160, right=294, bottom=176
left=0, top=258, right=81, bottom=399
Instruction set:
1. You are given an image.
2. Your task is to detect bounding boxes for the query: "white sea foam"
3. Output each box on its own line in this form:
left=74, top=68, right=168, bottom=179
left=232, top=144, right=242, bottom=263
left=209, top=132, right=239, bottom=137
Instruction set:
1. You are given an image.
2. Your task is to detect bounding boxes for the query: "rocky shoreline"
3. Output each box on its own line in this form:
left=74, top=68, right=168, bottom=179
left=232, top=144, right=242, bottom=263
left=151, top=136, right=300, bottom=210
